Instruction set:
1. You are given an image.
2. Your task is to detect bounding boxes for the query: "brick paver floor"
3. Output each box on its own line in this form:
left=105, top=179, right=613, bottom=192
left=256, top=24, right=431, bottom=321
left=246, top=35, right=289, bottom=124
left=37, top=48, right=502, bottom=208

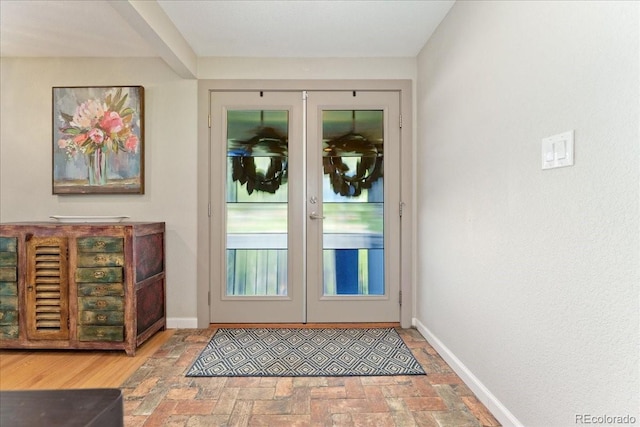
left=121, top=328, right=501, bottom=427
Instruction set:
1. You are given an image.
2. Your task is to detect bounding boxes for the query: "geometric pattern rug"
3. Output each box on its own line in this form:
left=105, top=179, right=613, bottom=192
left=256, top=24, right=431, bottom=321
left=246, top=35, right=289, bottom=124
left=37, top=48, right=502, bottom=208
left=186, top=328, right=425, bottom=377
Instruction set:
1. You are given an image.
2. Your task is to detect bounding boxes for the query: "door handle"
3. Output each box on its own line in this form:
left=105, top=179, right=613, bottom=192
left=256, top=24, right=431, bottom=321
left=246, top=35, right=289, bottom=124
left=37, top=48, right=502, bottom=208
left=309, top=212, right=325, bottom=220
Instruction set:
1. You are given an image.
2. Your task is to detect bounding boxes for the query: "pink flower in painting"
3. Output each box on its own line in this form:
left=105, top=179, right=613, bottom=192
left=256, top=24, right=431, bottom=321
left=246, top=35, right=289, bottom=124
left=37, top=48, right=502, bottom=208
left=125, top=134, right=139, bottom=152
left=70, top=99, right=105, bottom=128
left=99, top=111, right=124, bottom=134
left=73, top=133, right=87, bottom=144
left=88, top=128, right=105, bottom=144
left=57, top=88, right=140, bottom=161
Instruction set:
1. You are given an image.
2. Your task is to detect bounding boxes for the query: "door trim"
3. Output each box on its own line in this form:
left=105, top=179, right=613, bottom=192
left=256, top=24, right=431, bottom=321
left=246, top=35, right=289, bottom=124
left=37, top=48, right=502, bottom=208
left=197, top=80, right=414, bottom=328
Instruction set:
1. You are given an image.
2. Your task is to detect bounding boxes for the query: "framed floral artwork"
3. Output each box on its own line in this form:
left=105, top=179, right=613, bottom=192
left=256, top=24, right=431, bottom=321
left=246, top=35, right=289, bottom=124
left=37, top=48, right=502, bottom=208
left=52, top=86, right=144, bottom=194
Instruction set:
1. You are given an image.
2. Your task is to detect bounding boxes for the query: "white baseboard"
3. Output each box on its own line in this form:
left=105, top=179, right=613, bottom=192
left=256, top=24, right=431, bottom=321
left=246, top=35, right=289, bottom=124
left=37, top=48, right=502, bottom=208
left=167, top=317, right=198, bottom=329
left=413, top=318, right=523, bottom=427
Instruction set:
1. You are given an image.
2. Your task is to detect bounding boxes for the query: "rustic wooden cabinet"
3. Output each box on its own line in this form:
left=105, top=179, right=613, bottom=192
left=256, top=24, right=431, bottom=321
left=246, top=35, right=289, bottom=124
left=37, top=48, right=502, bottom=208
left=0, top=222, right=165, bottom=356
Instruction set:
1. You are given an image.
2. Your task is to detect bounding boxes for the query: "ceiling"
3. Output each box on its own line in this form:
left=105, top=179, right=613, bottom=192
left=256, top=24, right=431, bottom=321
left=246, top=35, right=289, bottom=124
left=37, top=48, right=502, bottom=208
left=157, top=0, right=455, bottom=58
left=0, top=0, right=454, bottom=60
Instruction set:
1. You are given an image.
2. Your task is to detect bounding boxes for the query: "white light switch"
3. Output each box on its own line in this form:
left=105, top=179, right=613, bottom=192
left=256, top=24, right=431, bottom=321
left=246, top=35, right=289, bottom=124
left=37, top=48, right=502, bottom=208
left=542, top=130, right=574, bottom=169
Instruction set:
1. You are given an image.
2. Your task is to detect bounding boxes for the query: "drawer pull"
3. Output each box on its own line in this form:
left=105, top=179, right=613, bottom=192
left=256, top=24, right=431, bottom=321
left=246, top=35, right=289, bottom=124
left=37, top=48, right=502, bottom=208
left=95, top=241, right=106, bottom=249
left=94, top=255, right=107, bottom=262
left=97, top=314, right=107, bottom=322
left=93, top=271, right=106, bottom=279
left=96, top=300, right=108, bottom=308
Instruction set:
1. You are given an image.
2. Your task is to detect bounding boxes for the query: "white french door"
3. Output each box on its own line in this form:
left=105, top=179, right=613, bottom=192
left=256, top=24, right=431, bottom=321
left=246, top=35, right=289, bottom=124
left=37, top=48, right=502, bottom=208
left=209, top=90, right=401, bottom=323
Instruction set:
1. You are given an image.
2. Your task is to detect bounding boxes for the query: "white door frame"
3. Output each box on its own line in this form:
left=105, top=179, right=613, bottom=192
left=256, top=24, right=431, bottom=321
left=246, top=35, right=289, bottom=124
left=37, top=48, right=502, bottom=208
left=197, top=80, right=414, bottom=328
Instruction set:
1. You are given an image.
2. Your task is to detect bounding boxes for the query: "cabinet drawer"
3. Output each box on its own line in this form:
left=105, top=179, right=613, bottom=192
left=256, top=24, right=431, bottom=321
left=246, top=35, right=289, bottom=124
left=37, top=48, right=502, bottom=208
left=78, top=296, right=124, bottom=311
left=75, top=267, right=122, bottom=283
left=0, top=296, right=17, bottom=311
left=77, top=253, right=124, bottom=268
left=0, top=292, right=18, bottom=335
left=77, top=283, right=124, bottom=297
left=0, top=282, right=17, bottom=296
left=0, top=325, right=19, bottom=339
left=78, top=325, right=123, bottom=342
left=0, top=238, right=17, bottom=252
left=77, top=237, right=123, bottom=253
left=0, top=252, right=17, bottom=267
left=79, top=310, right=124, bottom=326
left=0, top=268, right=16, bottom=282
left=0, top=309, right=18, bottom=325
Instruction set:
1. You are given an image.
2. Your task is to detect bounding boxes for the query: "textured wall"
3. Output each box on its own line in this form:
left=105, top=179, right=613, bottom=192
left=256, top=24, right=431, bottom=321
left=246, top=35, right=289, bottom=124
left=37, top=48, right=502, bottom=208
left=416, top=1, right=639, bottom=426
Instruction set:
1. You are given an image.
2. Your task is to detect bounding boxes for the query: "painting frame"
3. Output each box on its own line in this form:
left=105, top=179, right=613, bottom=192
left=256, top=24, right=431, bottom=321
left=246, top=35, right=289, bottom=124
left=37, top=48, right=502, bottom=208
left=52, top=86, right=145, bottom=194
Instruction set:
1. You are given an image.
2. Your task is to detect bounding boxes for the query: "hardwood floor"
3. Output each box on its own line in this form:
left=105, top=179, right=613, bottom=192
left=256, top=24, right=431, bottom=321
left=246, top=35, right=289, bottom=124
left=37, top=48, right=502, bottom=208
left=0, top=329, right=174, bottom=390
left=0, top=324, right=396, bottom=390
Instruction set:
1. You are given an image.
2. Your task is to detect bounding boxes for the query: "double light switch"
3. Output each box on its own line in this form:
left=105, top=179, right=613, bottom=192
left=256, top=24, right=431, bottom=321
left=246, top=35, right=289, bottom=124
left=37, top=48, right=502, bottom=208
left=542, top=130, right=574, bottom=170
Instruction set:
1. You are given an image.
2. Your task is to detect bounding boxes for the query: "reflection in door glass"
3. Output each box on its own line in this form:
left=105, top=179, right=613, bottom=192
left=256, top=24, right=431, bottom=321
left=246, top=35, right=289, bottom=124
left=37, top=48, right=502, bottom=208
left=226, top=110, right=288, bottom=296
left=322, top=110, right=384, bottom=295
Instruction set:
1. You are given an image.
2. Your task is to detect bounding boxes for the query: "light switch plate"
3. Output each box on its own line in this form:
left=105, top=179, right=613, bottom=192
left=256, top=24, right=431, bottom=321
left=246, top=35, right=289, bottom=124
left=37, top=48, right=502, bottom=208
left=542, top=130, right=574, bottom=169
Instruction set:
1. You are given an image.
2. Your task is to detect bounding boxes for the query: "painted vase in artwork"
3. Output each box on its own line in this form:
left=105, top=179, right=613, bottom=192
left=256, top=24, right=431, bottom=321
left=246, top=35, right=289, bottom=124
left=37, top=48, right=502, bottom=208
left=87, top=149, right=108, bottom=186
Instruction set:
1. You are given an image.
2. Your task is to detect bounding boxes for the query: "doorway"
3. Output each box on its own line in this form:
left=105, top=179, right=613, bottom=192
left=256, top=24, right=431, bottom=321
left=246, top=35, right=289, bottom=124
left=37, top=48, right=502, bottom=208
left=209, top=89, right=402, bottom=323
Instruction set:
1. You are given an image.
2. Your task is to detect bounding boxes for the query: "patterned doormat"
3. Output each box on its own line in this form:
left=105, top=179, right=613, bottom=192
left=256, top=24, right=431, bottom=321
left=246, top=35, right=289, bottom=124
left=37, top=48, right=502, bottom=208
left=186, top=328, right=425, bottom=377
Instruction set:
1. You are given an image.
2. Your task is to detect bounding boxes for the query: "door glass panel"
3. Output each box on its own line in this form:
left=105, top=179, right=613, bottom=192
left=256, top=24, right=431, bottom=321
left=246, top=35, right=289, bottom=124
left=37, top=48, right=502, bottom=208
left=322, top=110, right=384, bottom=295
left=226, top=110, right=288, bottom=296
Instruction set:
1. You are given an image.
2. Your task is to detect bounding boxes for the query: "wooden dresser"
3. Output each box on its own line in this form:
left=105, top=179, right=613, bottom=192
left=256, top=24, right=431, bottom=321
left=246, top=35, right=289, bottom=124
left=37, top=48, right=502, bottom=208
left=0, top=222, right=165, bottom=356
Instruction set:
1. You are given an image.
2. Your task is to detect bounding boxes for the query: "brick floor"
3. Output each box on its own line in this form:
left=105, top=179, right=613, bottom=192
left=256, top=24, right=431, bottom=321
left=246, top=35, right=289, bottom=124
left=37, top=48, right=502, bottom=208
left=121, top=328, right=501, bottom=427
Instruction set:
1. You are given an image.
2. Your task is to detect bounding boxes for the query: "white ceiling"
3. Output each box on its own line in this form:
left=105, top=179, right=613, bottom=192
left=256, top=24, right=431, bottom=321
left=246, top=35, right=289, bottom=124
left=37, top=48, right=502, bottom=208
left=0, top=0, right=454, bottom=59
left=157, top=0, right=455, bottom=57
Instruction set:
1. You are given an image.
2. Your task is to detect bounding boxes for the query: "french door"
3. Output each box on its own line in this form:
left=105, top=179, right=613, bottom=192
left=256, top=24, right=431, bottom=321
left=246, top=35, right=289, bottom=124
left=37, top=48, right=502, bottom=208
left=209, top=90, right=401, bottom=323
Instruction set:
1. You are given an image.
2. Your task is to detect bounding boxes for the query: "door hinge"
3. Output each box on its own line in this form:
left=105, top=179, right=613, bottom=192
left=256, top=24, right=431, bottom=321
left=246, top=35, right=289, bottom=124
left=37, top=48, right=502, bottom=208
left=208, top=114, right=211, bottom=128
left=399, top=202, right=405, bottom=218
left=399, top=114, right=403, bottom=129
left=399, top=290, right=402, bottom=307
left=208, top=203, right=211, bottom=217
left=208, top=291, right=211, bottom=306
left=302, top=90, right=308, bottom=100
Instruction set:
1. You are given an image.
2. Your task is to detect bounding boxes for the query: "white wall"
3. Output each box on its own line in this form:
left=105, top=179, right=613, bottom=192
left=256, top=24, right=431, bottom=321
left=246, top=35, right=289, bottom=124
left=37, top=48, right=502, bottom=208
left=416, top=1, right=639, bottom=426
left=0, top=57, right=198, bottom=325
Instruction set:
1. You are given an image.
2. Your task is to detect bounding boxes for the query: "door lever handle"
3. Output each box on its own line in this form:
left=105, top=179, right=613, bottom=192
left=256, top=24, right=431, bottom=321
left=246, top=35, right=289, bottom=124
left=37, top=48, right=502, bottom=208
left=309, top=212, right=325, bottom=220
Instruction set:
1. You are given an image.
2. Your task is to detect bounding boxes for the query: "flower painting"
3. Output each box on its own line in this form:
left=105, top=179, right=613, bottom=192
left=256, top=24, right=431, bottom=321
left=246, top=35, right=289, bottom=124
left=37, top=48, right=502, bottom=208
left=52, top=86, right=144, bottom=194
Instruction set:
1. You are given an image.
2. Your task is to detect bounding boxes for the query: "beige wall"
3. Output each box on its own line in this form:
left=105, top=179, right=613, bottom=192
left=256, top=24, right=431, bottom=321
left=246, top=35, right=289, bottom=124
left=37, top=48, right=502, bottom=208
left=0, top=57, right=199, bottom=324
left=198, top=57, right=416, bottom=80
left=0, top=56, right=417, bottom=326
left=415, top=1, right=639, bottom=426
